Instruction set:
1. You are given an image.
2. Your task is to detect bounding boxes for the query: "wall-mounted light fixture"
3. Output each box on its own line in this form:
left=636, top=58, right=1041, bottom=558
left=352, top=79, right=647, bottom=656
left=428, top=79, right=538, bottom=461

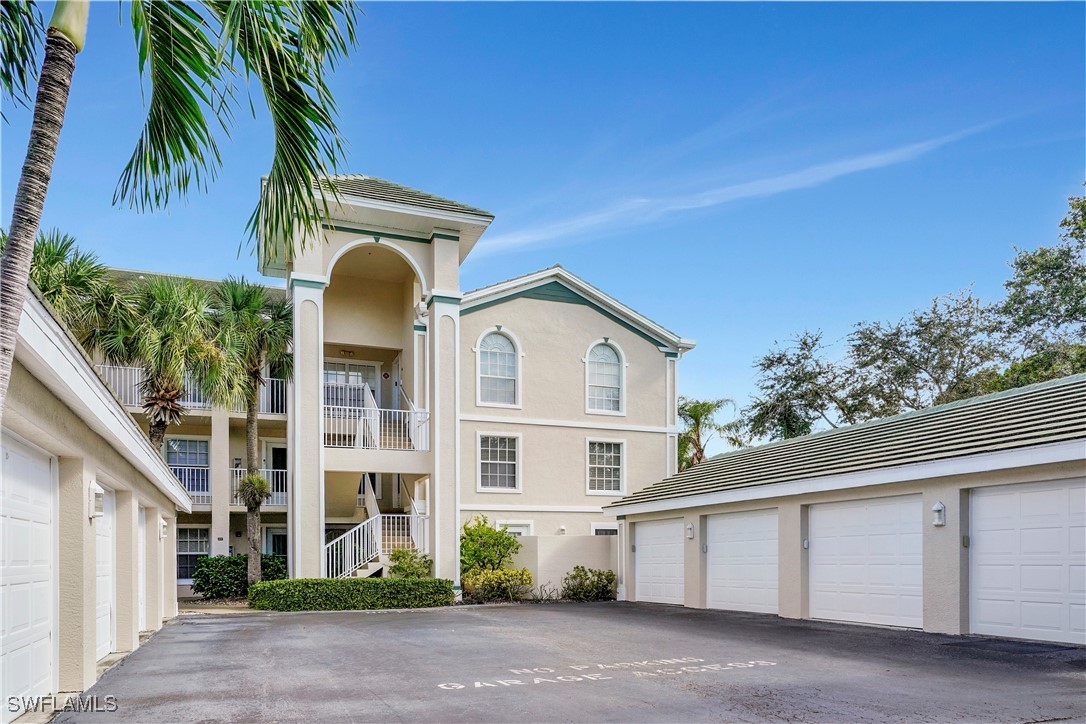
left=88, top=484, right=104, bottom=521
left=159, top=518, right=168, bottom=540
left=932, top=501, right=946, bottom=527
left=686, top=523, right=695, bottom=540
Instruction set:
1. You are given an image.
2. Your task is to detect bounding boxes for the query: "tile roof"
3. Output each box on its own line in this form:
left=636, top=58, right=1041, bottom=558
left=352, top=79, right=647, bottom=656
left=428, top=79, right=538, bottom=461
left=608, top=373, right=1086, bottom=509
left=317, top=174, right=494, bottom=219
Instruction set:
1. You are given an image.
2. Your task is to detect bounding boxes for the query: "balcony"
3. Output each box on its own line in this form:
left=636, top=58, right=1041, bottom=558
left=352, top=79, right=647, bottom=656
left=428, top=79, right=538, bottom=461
left=322, top=383, right=429, bottom=452
left=98, top=365, right=287, bottom=414
left=171, top=466, right=211, bottom=504
left=231, top=468, right=289, bottom=507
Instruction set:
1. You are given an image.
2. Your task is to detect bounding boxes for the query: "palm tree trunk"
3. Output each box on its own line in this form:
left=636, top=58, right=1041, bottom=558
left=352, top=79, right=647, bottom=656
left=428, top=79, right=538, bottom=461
left=246, top=380, right=260, bottom=476
left=148, top=420, right=168, bottom=451
left=0, top=29, right=78, bottom=423
left=247, top=505, right=261, bottom=586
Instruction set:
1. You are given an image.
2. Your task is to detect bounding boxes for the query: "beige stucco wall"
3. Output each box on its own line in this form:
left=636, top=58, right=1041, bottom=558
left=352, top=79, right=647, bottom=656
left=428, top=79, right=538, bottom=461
left=619, top=459, right=1085, bottom=636
left=324, top=275, right=413, bottom=350
left=5, top=361, right=180, bottom=693
left=512, top=535, right=618, bottom=591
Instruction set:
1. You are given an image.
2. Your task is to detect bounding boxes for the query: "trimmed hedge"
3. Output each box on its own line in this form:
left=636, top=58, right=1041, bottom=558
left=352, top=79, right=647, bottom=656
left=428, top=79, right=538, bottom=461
left=247, top=577, right=455, bottom=611
left=191, top=554, right=287, bottom=599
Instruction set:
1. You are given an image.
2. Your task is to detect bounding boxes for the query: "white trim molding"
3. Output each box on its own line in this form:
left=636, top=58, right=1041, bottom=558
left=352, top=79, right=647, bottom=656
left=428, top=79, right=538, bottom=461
left=459, top=413, right=674, bottom=434
left=461, top=504, right=605, bottom=513
left=583, top=338, right=627, bottom=417
left=586, top=437, right=627, bottom=497
left=496, top=519, right=534, bottom=536
left=476, top=430, right=523, bottom=494
left=605, top=439, right=1086, bottom=517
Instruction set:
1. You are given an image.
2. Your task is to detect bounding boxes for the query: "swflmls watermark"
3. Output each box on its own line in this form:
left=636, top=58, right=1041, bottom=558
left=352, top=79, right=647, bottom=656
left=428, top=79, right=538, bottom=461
left=7, top=695, right=118, bottom=715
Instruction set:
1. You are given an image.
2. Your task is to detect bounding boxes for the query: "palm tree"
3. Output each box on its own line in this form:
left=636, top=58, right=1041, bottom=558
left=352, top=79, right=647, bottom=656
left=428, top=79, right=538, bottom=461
left=0, top=227, right=124, bottom=341
left=213, top=277, right=293, bottom=586
left=0, top=0, right=357, bottom=425
left=677, top=397, right=748, bottom=471
left=97, top=276, right=244, bottom=449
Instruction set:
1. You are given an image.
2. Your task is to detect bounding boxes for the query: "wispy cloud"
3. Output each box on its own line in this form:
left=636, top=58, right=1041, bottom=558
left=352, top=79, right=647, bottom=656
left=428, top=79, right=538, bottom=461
left=476, top=125, right=988, bottom=257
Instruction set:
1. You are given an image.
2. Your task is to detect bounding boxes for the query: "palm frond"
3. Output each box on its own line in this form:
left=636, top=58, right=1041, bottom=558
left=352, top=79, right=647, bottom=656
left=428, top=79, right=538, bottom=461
left=114, top=0, right=228, bottom=212
left=0, top=1, right=44, bottom=121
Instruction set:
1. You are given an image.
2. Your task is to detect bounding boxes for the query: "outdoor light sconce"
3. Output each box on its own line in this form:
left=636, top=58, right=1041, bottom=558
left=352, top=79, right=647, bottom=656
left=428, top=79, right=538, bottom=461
left=686, top=523, right=695, bottom=540
left=88, top=484, right=104, bottom=521
left=159, top=518, right=168, bottom=540
left=932, top=501, right=947, bottom=527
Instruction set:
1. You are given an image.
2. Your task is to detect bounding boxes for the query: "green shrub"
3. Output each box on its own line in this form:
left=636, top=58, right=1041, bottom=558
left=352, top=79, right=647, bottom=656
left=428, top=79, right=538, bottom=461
left=462, top=567, right=533, bottom=602
left=191, top=554, right=287, bottom=599
left=561, top=566, right=617, bottom=602
left=247, top=577, right=455, bottom=611
left=388, top=548, right=432, bottom=578
left=460, top=516, right=522, bottom=574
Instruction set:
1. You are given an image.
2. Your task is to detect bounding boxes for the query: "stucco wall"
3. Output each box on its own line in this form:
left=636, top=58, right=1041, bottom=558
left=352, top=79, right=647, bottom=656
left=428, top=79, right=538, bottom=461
left=619, top=459, right=1084, bottom=635
left=512, top=535, right=618, bottom=592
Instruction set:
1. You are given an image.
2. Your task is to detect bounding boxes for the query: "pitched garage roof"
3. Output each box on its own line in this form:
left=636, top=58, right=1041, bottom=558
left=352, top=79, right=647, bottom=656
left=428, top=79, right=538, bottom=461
left=607, top=373, right=1086, bottom=511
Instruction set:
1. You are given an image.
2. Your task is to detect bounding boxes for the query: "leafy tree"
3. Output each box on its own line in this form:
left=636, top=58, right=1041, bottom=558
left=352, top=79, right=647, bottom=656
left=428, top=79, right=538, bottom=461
left=460, top=516, right=522, bottom=575
left=212, top=277, right=292, bottom=585
left=95, top=276, right=244, bottom=448
left=981, top=344, right=1086, bottom=393
left=0, top=227, right=124, bottom=341
left=677, top=396, right=747, bottom=470
left=1001, top=194, right=1086, bottom=351
left=0, top=0, right=357, bottom=427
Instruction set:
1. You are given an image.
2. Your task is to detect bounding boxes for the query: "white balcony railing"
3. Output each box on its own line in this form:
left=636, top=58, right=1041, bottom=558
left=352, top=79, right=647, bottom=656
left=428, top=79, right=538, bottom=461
left=171, top=466, right=211, bottom=504
left=97, top=365, right=285, bottom=414
left=231, top=469, right=289, bottom=506
left=324, top=513, right=429, bottom=579
left=323, top=406, right=430, bottom=451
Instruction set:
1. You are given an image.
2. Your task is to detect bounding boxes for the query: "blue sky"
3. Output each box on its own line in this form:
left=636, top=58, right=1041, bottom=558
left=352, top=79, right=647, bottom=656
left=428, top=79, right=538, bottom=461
left=3, top=3, right=1083, bottom=449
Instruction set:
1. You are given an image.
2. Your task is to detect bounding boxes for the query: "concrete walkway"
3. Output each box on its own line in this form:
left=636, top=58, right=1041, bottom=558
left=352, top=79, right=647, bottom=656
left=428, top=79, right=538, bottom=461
left=56, top=602, right=1085, bottom=722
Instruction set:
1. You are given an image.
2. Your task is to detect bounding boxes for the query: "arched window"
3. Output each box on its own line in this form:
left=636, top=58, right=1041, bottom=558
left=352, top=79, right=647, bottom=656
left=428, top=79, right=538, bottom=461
left=587, top=343, right=622, bottom=412
left=479, top=332, right=517, bottom=405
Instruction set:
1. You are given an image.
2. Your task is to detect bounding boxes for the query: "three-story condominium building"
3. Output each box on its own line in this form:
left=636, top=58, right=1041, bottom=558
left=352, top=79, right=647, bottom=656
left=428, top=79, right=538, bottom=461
left=101, top=175, right=694, bottom=592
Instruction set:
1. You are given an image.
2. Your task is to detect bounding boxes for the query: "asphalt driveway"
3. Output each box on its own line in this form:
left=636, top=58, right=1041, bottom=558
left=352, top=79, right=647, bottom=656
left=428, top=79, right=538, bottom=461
left=56, top=603, right=1085, bottom=723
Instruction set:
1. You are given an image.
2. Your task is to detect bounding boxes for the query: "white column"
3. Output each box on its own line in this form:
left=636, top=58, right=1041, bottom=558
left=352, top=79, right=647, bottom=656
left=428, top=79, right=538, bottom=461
left=290, top=278, right=326, bottom=578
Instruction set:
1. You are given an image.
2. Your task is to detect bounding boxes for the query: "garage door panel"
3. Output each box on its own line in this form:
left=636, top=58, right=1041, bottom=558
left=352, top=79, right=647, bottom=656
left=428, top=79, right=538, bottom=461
left=634, top=520, right=684, bottom=605
left=971, top=478, right=1086, bottom=645
left=706, top=509, right=778, bottom=614
left=810, top=495, right=923, bottom=628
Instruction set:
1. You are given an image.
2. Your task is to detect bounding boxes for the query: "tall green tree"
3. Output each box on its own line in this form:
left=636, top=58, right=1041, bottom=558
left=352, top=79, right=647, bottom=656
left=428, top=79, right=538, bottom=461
left=96, top=276, right=244, bottom=449
left=213, top=277, right=293, bottom=586
left=0, top=227, right=124, bottom=341
left=677, top=396, right=747, bottom=471
left=0, top=0, right=357, bottom=427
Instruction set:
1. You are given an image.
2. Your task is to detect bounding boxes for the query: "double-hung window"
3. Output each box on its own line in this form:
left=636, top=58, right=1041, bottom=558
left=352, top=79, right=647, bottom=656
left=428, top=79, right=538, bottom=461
left=177, top=527, right=210, bottom=581
left=166, top=438, right=210, bottom=503
left=587, top=440, right=623, bottom=494
left=479, top=333, right=517, bottom=405
left=479, top=435, right=519, bottom=491
left=587, top=344, right=622, bottom=413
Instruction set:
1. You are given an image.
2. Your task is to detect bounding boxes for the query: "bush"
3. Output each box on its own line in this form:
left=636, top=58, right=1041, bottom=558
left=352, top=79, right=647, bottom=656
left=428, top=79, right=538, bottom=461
left=388, top=548, right=432, bottom=578
left=247, top=577, right=455, bottom=611
left=191, top=554, right=287, bottom=599
left=460, top=516, right=522, bottom=574
left=462, top=567, right=533, bottom=602
left=561, top=566, right=617, bottom=602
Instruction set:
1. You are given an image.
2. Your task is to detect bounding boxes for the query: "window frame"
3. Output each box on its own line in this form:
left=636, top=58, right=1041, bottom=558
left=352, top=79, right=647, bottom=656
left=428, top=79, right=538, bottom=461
left=583, top=339, right=627, bottom=417
left=176, top=525, right=211, bottom=584
left=164, top=435, right=212, bottom=504
left=496, top=520, right=533, bottom=537
left=475, top=327, right=523, bottom=409
left=476, top=431, right=523, bottom=494
left=591, top=522, right=620, bottom=536
left=585, top=437, right=626, bottom=496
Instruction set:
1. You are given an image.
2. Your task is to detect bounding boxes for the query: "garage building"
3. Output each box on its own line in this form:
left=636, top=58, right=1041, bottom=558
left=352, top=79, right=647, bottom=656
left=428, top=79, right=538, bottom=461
left=1, top=288, right=191, bottom=723
left=607, top=375, right=1085, bottom=645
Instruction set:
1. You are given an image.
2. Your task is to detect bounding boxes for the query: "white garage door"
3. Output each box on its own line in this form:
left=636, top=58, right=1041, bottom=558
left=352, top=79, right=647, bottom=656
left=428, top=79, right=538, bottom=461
left=706, top=509, right=779, bottom=614
left=810, top=495, right=923, bottom=628
left=971, top=479, right=1086, bottom=644
left=95, top=487, right=116, bottom=661
left=634, top=519, right=684, bottom=604
left=1, top=436, right=55, bottom=724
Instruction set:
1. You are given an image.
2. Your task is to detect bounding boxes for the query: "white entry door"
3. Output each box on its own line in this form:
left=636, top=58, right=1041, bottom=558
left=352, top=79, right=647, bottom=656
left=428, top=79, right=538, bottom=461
left=1, top=436, right=55, bottom=724
left=634, top=519, right=685, bottom=604
left=95, top=486, right=116, bottom=661
left=706, top=509, right=779, bottom=614
left=809, top=495, right=923, bottom=628
left=971, top=479, right=1086, bottom=644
